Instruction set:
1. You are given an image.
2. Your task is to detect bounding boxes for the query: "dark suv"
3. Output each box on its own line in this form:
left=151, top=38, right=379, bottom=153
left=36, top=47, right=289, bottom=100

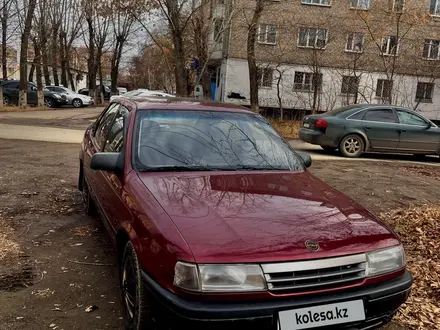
left=0, top=80, right=67, bottom=107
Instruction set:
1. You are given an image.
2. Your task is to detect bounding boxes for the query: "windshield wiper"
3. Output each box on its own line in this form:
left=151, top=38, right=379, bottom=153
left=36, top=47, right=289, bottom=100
left=232, top=165, right=290, bottom=171
left=140, top=165, right=220, bottom=172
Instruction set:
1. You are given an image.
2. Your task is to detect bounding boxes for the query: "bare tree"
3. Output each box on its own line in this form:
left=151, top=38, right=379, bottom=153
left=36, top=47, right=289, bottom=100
left=108, top=0, right=139, bottom=94
left=18, top=0, right=37, bottom=107
left=246, top=0, right=264, bottom=112
left=59, top=0, right=83, bottom=90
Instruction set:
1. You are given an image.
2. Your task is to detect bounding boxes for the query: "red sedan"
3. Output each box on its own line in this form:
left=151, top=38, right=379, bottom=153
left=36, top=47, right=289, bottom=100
left=78, top=97, right=412, bottom=330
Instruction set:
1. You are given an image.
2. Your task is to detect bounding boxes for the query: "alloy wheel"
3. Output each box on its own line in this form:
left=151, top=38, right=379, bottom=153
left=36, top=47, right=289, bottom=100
left=44, top=99, right=53, bottom=108
left=343, top=138, right=361, bottom=155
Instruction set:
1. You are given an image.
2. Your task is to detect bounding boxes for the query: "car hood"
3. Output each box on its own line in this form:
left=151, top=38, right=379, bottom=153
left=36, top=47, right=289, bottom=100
left=138, top=171, right=399, bottom=263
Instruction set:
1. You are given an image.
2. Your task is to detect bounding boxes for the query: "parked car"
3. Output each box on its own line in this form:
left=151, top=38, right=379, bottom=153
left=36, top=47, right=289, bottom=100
left=45, top=85, right=94, bottom=108
left=299, top=104, right=440, bottom=158
left=78, top=85, right=113, bottom=100
left=117, top=87, right=127, bottom=95
left=109, top=89, right=175, bottom=102
left=79, top=97, right=412, bottom=330
left=0, top=80, right=68, bottom=108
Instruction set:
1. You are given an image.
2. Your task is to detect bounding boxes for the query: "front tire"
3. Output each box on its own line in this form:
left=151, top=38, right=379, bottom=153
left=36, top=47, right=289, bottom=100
left=121, top=241, right=155, bottom=330
left=81, top=167, right=97, bottom=216
left=72, top=98, right=83, bottom=108
left=44, top=98, right=54, bottom=108
left=339, top=134, right=364, bottom=158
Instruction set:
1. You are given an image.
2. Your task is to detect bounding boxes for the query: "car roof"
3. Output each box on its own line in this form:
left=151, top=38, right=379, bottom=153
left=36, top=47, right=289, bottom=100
left=118, top=96, right=254, bottom=113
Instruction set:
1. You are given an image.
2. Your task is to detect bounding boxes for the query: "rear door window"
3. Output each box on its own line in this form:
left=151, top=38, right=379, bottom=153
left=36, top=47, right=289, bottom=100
left=94, top=103, right=120, bottom=150
left=104, top=106, right=129, bottom=152
left=348, top=110, right=365, bottom=120
left=364, top=109, right=396, bottom=123
left=396, top=110, right=428, bottom=126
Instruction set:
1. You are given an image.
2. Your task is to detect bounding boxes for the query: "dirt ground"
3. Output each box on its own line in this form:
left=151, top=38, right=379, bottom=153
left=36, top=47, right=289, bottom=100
left=0, top=116, right=95, bottom=130
left=1, top=139, right=439, bottom=330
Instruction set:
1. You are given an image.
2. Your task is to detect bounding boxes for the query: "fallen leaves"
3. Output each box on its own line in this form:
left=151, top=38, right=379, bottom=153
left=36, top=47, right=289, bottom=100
left=400, top=166, right=440, bottom=181
left=381, top=204, right=440, bottom=330
left=0, top=218, right=21, bottom=261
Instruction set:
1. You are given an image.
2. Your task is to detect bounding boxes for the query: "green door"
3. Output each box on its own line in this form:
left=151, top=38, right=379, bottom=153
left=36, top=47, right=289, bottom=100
left=362, top=108, right=400, bottom=150
left=396, top=109, right=440, bottom=153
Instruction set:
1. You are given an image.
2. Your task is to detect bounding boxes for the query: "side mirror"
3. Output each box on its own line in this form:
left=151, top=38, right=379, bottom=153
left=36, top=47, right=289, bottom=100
left=90, top=152, right=123, bottom=174
left=297, top=151, right=312, bottom=168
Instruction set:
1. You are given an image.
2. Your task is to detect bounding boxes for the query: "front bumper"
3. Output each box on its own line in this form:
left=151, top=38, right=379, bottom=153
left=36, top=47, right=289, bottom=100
left=141, top=270, right=412, bottom=330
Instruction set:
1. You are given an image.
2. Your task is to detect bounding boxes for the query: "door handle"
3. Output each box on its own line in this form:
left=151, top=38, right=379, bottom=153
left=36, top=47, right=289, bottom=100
left=365, top=126, right=372, bottom=130
left=398, top=129, right=406, bottom=133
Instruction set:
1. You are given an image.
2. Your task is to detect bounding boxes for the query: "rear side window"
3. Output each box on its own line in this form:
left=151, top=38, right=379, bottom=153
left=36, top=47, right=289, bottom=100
left=364, top=109, right=396, bottom=123
left=397, top=110, right=428, bottom=126
left=104, top=106, right=129, bottom=153
left=94, top=103, right=120, bottom=150
left=347, top=110, right=365, bottom=120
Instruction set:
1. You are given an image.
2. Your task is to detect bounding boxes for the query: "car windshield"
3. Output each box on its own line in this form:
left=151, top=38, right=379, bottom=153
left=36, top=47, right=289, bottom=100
left=134, top=110, right=305, bottom=172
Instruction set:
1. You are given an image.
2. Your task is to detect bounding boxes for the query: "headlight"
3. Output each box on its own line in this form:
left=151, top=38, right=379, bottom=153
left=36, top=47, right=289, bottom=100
left=173, top=262, right=266, bottom=292
left=366, top=245, right=405, bottom=277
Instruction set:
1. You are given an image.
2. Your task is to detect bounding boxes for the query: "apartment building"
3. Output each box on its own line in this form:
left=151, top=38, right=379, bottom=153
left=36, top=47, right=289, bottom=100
left=208, top=0, right=440, bottom=120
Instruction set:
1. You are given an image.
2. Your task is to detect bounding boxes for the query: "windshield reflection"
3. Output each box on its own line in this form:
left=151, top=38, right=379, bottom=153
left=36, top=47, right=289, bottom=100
left=134, top=110, right=304, bottom=172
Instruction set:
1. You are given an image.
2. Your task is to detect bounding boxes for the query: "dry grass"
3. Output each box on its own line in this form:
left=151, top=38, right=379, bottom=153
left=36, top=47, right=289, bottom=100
left=0, top=218, right=21, bottom=262
left=268, top=119, right=301, bottom=140
left=381, top=204, right=440, bottom=329
left=0, top=105, right=49, bottom=112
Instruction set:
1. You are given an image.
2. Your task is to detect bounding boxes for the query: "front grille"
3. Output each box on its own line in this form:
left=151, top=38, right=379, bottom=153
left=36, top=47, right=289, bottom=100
left=261, top=254, right=366, bottom=293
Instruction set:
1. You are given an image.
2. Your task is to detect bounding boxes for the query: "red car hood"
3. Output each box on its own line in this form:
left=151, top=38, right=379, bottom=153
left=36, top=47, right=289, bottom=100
left=138, top=171, right=399, bottom=264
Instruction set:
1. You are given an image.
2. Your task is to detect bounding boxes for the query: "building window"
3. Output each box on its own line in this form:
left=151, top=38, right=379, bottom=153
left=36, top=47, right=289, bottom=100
left=341, top=76, right=360, bottom=95
left=298, top=28, right=328, bottom=49
left=381, top=36, right=399, bottom=55
left=423, top=39, right=440, bottom=60
left=415, top=82, right=434, bottom=102
left=294, top=72, right=323, bottom=92
left=346, top=33, right=364, bottom=52
left=258, top=24, right=277, bottom=45
left=301, top=0, right=331, bottom=6
left=430, top=0, right=440, bottom=16
left=350, top=0, right=371, bottom=10
left=390, top=0, right=404, bottom=12
left=376, top=79, right=392, bottom=99
left=257, top=68, right=273, bottom=88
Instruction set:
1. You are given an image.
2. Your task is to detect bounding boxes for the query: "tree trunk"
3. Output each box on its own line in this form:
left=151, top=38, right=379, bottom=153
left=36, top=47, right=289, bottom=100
left=247, top=0, right=265, bottom=113
left=19, top=0, right=37, bottom=108
left=2, top=1, right=8, bottom=80
left=33, top=37, right=44, bottom=107
left=51, top=24, right=60, bottom=85
left=172, top=33, right=188, bottom=97
left=276, top=69, right=283, bottom=120
left=110, top=37, right=123, bottom=94
left=68, top=68, right=75, bottom=91
left=28, top=64, right=35, bottom=81
left=98, top=62, right=104, bottom=105
left=40, top=24, right=51, bottom=85
left=86, top=17, right=96, bottom=98
left=60, top=32, right=68, bottom=87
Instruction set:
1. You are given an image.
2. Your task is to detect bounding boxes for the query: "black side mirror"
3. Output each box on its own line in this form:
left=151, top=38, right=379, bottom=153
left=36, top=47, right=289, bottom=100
left=90, top=152, right=123, bottom=174
left=297, top=151, right=312, bottom=168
